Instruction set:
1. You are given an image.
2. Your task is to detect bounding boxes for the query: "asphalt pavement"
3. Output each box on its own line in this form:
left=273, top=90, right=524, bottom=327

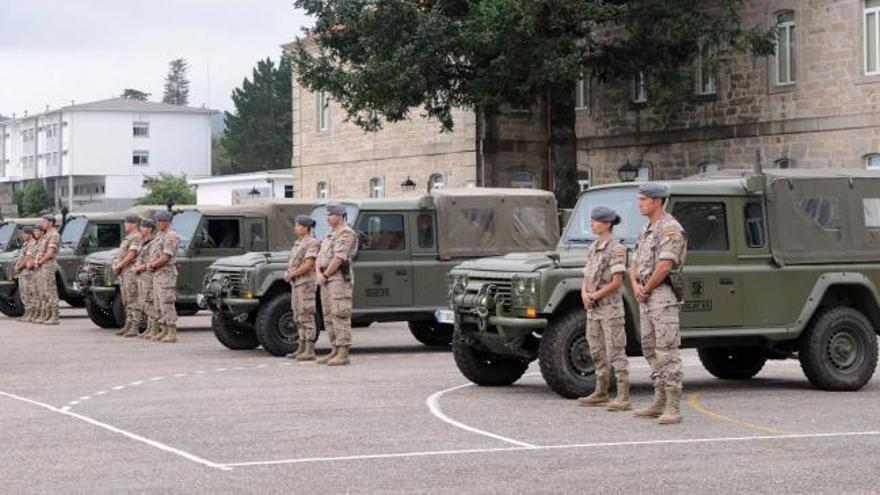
left=1, top=308, right=879, bottom=494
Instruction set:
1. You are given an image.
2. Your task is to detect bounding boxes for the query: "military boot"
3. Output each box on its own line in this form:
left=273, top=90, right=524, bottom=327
left=116, top=312, right=133, bottom=336
left=657, top=387, right=683, bottom=425
left=606, top=375, right=631, bottom=412
left=141, top=318, right=159, bottom=339
left=296, top=341, right=317, bottom=361
left=287, top=339, right=306, bottom=359
left=316, top=345, right=338, bottom=364
left=44, top=306, right=60, bottom=326
left=22, top=306, right=33, bottom=323
left=35, top=305, right=50, bottom=324
left=577, top=376, right=610, bottom=407
left=152, top=323, right=169, bottom=342
left=326, top=346, right=350, bottom=366
left=122, top=312, right=140, bottom=337
left=633, top=386, right=667, bottom=418
left=30, top=305, right=45, bottom=324
left=160, top=324, right=178, bottom=343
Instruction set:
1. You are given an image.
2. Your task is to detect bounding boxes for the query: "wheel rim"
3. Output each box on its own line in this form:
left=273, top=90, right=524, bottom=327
left=826, top=327, right=863, bottom=372
left=278, top=310, right=298, bottom=342
left=566, top=332, right=594, bottom=377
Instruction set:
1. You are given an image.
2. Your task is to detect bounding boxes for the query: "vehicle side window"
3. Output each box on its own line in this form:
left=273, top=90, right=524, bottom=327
left=85, top=223, right=122, bottom=249
left=249, top=222, right=267, bottom=251
left=204, top=219, right=241, bottom=249
left=672, top=202, right=729, bottom=251
left=356, top=214, right=405, bottom=251
left=798, top=197, right=840, bottom=232
left=417, top=213, right=434, bottom=248
left=744, top=203, right=766, bottom=248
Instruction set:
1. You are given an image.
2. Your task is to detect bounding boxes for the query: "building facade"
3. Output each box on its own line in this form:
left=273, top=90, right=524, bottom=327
left=0, top=98, right=212, bottom=214
left=189, top=169, right=295, bottom=205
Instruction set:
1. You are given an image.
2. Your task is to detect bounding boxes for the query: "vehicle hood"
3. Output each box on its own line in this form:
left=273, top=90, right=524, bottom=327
left=84, top=248, right=119, bottom=265
left=454, top=249, right=588, bottom=274
left=210, top=252, right=280, bottom=269
left=0, top=249, right=20, bottom=263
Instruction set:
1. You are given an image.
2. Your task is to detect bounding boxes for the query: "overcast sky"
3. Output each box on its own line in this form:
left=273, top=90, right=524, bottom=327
left=0, top=0, right=310, bottom=117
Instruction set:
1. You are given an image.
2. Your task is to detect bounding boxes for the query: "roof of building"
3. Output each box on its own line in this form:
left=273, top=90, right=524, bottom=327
left=62, top=98, right=212, bottom=115
left=188, top=169, right=294, bottom=185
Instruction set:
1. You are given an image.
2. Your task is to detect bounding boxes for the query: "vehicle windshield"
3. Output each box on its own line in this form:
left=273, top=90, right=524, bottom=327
left=60, top=217, right=89, bottom=248
left=172, top=210, right=203, bottom=249
left=563, top=187, right=645, bottom=245
left=311, top=204, right=359, bottom=239
left=0, top=222, right=15, bottom=250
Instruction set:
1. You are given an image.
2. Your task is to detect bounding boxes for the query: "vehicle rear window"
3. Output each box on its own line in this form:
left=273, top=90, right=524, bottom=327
left=673, top=202, right=729, bottom=251
left=863, top=198, right=880, bottom=228
left=416, top=213, right=434, bottom=249
left=357, top=214, right=405, bottom=251
left=744, top=203, right=766, bottom=248
left=85, top=222, right=122, bottom=249
left=204, top=219, right=241, bottom=249
left=798, top=197, right=841, bottom=232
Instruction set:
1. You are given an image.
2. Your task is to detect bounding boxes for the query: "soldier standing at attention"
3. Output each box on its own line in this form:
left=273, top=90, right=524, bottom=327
left=147, top=211, right=179, bottom=343
left=14, top=226, right=35, bottom=322
left=134, top=219, right=157, bottom=339
left=577, top=207, right=631, bottom=411
left=285, top=215, right=321, bottom=361
left=630, top=183, right=688, bottom=425
left=24, top=224, right=45, bottom=324
left=316, top=204, right=358, bottom=366
left=35, top=214, right=61, bottom=326
left=115, top=215, right=144, bottom=337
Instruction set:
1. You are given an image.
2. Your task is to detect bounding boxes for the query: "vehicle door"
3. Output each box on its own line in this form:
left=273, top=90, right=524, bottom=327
left=353, top=211, right=413, bottom=308
left=409, top=211, right=455, bottom=310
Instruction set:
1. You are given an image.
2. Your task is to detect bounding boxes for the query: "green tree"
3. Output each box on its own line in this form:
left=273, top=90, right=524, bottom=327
left=121, top=88, right=151, bottom=101
left=15, top=181, right=50, bottom=216
left=162, top=58, right=191, bottom=106
left=212, top=137, right=234, bottom=176
left=136, top=173, right=196, bottom=206
left=220, top=57, right=293, bottom=174
left=290, top=0, right=774, bottom=206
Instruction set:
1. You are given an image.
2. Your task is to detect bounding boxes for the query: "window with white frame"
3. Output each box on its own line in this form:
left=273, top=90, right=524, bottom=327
left=631, top=72, right=647, bottom=103
left=316, top=181, right=329, bottom=199
left=576, top=74, right=590, bottom=109
left=865, top=153, right=880, bottom=169
left=132, top=150, right=149, bottom=166
left=636, top=166, right=651, bottom=182
left=283, top=184, right=294, bottom=198
left=867, top=0, right=880, bottom=74
left=133, top=122, right=149, bottom=137
left=774, top=158, right=796, bottom=169
left=369, top=177, right=384, bottom=198
left=775, top=11, right=796, bottom=85
left=696, top=42, right=718, bottom=95
left=317, top=91, right=330, bottom=131
left=428, top=173, right=446, bottom=192
left=699, top=162, right=721, bottom=174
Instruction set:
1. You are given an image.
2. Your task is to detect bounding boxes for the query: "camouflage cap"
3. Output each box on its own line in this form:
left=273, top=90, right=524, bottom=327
left=21, top=226, right=33, bottom=234
left=141, top=218, right=156, bottom=229
left=591, top=206, right=621, bottom=225
left=326, top=204, right=346, bottom=216
left=33, top=223, right=45, bottom=231
left=41, top=213, right=56, bottom=224
left=293, top=214, right=316, bottom=228
left=124, top=214, right=142, bottom=224
left=154, top=211, right=173, bottom=222
left=637, top=182, right=669, bottom=199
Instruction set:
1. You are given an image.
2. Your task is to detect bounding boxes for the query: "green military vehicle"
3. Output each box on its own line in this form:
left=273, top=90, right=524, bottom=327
left=201, top=188, right=559, bottom=356
left=449, top=169, right=880, bottom=398
left=78, top=201, right=315, bottom=329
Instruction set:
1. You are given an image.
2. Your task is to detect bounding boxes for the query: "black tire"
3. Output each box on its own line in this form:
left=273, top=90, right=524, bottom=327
left=110, top=292, right=126, bottom=328
left=409, top=321, right=454, bottom=347
left=698, top=346, right=767, bottom=380
left=63, top=294, right=85, bottom=308
left=452, top=327, right=528, bottom=386
left=85, top=296, right=118, bottom=329
left=538, top=309, right=594, bottom=399
left=0, top=287, right=24, bottom=317
left=177, top=306, right=200, bottom=317
left=799, top=306, right=878, bottom=391
left=255, top=292, right=300, bottom=357
left=211, top=312, right=260, bottom=350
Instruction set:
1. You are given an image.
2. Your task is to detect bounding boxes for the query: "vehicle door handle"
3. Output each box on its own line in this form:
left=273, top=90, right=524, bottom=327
left=719, top=277, right=735, bottom=285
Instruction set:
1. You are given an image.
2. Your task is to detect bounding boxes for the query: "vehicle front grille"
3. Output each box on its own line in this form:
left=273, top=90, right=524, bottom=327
left=88, top=263, right=104, bottom=286
left=467, top=276, right=513, bottom=311
left=219, top=272, right=244, bottom=297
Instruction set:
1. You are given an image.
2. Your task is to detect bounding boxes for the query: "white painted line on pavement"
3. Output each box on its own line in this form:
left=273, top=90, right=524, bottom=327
left=224, top=430, right=880, bottom=468
left=0, top=389, right=231, bottom=471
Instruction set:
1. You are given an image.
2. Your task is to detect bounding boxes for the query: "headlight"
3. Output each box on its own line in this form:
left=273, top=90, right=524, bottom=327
left=452, top=274, right=468, bottom=295
left=527, top=278, right=537, bottom=294
left=511, top=275, right=539, bottom=308
left=513, top=277, right=526, bottom=295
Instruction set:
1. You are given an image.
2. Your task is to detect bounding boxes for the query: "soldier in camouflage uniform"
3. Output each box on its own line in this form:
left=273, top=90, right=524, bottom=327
left=316, top=204, right=358, bottom=366
left=147, top=211, right=179, bottom=343
left=630, top=183, right=688, bottom=425
left=13, top=226, right=35, bottom=322
left=577, top=207, right=631, bottom=411
left=285, top=215, right=321, bottom=361
left=115, top=215, right=144, bottom=337
left=23, top=224, right=44, bottom=324
left=134, top=219, right=157, bottom=339
left=34, top=214, right=61, bottom=325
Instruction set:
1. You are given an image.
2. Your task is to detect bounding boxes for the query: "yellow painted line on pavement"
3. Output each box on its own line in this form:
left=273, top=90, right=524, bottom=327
left=687, top=392, right=793, bottom=435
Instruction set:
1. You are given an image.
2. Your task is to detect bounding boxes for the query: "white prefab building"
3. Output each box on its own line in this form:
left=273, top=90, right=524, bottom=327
left=0, top=98, right=212, bottom=213
left=188, top=169, right=295, bottom=205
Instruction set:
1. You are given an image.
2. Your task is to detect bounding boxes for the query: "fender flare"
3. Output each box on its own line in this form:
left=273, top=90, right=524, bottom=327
left=540, top=276, right=583, bottom=314
left=789, top=272, right=880, bottom=336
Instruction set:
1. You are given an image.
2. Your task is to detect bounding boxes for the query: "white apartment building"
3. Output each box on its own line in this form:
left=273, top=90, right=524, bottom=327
left=0, top=98, right=212, bottom=213
left=188, top=169, right=295, bottom=205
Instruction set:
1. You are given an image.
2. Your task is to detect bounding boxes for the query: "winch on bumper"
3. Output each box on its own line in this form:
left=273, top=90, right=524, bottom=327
left=200, top=271, right=258, bottom=315
left=78, top=262, right=117, bottom=309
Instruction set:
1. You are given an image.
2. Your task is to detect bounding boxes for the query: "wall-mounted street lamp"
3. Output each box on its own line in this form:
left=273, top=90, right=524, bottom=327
left=401, top=176, right=417, bottom=193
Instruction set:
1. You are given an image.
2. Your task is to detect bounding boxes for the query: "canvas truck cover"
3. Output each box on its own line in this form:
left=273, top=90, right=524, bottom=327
left=432, top=188, right=559, bottom=259
left=765, top=169, right=880, bottom=265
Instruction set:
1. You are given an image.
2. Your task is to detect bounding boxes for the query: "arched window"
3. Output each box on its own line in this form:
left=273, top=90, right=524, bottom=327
left=865, top=153, right=880, bottom=170
left=369, top=177, right=384, bottom=198
left=428, top=173, right=446, bottom=192
left=774, top=158, right=796, bottom=169
left=316, top=181, right=329, bottom=199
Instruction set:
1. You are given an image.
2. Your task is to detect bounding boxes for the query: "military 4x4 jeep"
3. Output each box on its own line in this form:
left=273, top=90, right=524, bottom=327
left=450, top=169, right=880, bottom=398
left=78, top=201, right=315, bottom=329
left=202, top=188, right=559, bottom=356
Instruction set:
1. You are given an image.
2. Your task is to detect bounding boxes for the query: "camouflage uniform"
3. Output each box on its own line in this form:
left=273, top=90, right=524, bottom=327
left=583, top=238, right=629, bottom=380
left=633, top=213, right=687, bottom=390
left=317, top=225, right=358, bottom=348
left=40, top=227, right=61, bottom=323
left=15, top=238, right=35, bottom=319
left=116, top=231, right=143, bottom=335
left=151, top=228, right=179, bottom=328
left=136, top=236, right=156, bottom=335
left=287, top=235, right=320, bottom=342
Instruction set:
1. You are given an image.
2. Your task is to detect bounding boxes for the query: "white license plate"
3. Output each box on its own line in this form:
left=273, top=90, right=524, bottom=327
left=434, top=309, right=455, bottom=324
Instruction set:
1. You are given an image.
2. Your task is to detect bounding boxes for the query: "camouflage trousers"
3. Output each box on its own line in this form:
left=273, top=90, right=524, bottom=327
left=137, top=271, right=154, bottom=318
left=152, top=267, right=177, bottom=326
left=120, top=268, right=139, bottom=309
left=18, top=271, right=34, bottom=308
left=292, top=281, right=318, bottom=342
left=321, top=276, right=352, bottom=347
left=40, top=261, right=58, bottom=309
left=639, top=289, right=683, bottom=389
left=586, top=303, right=628, bottom=380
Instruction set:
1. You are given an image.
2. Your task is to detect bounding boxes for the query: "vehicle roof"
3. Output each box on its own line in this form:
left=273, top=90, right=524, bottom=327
left=178, top=200, right=316, bottom=217
left=322, top=187, right=556, bottom=211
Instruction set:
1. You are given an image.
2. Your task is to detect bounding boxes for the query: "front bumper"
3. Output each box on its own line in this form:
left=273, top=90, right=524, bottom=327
left=0, top=280, right=16, bottom=296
